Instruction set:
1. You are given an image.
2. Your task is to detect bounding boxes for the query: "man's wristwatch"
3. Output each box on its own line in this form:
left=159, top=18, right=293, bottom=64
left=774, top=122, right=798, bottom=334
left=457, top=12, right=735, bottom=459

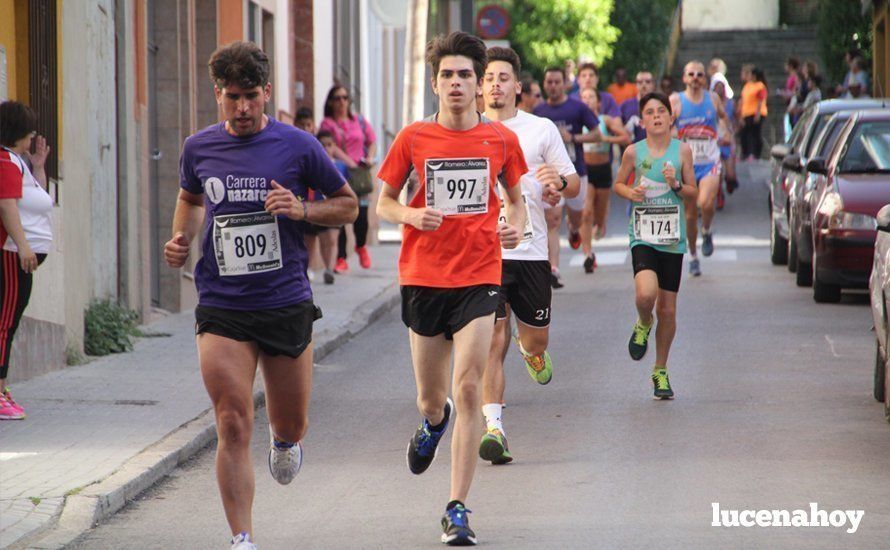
left=558, top=175, right=569, bottom=191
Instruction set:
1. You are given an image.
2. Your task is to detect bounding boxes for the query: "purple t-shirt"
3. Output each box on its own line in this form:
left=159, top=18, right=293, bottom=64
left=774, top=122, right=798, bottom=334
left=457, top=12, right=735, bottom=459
left=571, top=89, right=621, bottom=118
left=534, top=97, right=599, bottom=176
left=620, top=98, right=646, bottom=142
left=180, top=118, right=347, bottom=310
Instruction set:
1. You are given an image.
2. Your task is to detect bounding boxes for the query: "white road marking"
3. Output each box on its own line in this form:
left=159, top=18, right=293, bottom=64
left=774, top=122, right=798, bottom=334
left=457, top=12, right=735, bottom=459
left=824, top=335, right=842, bottom=358
left=569, top=251, right=627, bottom=267
left=0, top=452, right=38, bottom=461
left=705, top=249, right=739, bottom=262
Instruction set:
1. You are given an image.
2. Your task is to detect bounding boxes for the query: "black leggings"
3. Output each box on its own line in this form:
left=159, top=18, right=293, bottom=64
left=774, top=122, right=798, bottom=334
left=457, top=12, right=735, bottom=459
left=740, top=116, right=763, bottom=159
left=338, top=204, right=369, bottom=259
left=0, top=250, right=47, bottom=379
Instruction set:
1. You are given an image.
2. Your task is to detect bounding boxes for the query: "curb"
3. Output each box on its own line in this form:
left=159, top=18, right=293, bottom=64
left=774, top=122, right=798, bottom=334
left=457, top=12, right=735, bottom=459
left=17, top=284, right=400, bottom=550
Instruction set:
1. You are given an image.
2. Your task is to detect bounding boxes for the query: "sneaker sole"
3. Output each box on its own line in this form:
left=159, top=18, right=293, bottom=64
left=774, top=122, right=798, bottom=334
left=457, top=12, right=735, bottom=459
left=653, top=393, right=675, bottom=400
left=479, top=437, right=507, bottom=463
left=407, top=397, right=453, bottom=475
left=268, top=432, right=302, bottom=485
left=442, top=532, right=477, bottom=545
left=0, top=414, right=25, bottom=420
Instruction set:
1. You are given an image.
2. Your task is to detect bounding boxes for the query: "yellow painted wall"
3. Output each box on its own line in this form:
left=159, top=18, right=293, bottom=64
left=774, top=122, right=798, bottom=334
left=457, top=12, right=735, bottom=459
left=0, top=0, right=17, bottom=100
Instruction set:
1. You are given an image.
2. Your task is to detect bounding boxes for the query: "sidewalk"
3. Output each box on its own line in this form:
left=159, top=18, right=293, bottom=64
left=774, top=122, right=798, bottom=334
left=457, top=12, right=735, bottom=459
left=0, top=244, right=400, bottom=550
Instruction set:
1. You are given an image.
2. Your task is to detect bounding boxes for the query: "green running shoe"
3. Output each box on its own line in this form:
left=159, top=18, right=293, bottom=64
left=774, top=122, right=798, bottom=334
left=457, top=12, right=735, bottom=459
left=628, top=320, right=651, bottom=361
left=479, top=428, right=513, bottom=465
left=652, top=368, right=674, bottom=400
left=523, top=350, right=552, bottom=385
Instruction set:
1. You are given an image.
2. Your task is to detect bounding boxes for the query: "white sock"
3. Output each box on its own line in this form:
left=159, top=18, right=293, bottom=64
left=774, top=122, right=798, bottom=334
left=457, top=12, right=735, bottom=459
left=702, top=226, right=711, bottom=236
left=482, top=403, right=504, bottom=433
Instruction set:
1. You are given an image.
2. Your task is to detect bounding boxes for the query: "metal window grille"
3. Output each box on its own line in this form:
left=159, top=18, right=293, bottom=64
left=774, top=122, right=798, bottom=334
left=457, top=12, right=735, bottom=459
left=28, top=0, right=59, bottom=203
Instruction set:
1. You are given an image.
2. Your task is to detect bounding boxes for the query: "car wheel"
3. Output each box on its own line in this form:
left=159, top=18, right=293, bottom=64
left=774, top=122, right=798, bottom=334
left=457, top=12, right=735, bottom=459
left=876, top=342, right=886, bottom=403
left=812, top=254, right=841, bottom=303
left=796, top=257, right=812, bottom=286
left=787, top=230, right=798, bottom=273
left=770, top=218, right=788, bottom=265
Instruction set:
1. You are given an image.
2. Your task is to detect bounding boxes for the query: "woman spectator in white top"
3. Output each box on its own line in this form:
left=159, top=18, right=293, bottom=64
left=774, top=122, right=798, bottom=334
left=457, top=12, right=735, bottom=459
left=0, top=101, right=54, bottom=420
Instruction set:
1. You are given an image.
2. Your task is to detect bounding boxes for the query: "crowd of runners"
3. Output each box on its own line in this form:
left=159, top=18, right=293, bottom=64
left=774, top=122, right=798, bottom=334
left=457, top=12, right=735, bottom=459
left=165, top=30, right=741, bottom=549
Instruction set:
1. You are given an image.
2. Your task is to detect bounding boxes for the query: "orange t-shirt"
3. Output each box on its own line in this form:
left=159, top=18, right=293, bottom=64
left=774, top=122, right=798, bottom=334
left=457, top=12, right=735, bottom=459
left=740, top=81, right=768, bottom=117
left=377, top=117, right=528, bottom=288
left=607, top=82, right=638, bottom=105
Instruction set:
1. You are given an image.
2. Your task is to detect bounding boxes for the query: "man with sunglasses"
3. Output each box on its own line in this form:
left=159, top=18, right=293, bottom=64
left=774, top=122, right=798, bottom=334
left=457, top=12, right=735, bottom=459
left=669, top=60, right=729, bottom=277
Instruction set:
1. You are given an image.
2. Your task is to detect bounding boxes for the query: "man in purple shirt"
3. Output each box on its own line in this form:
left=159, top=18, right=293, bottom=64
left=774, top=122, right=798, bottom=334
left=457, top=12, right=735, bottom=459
left=571, top=62, right=621, bottom=118
left=164, top=41, right=357, bottom=549
left=534, top=67, right=602, bottom=285
left=620, top=70, right=656, bottom=143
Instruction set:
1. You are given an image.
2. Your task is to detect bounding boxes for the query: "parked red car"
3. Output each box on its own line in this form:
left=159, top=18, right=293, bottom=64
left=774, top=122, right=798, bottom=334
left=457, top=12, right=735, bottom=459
left=807, top=110, right=890, bottom=303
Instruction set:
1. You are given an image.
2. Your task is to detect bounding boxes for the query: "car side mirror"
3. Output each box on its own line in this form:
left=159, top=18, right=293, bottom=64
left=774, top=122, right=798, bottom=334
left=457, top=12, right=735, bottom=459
left=878, top=205, right=890, bottom=233
left=771, top=143, right=790, bottom=160
left=807, top=157, right=827, bottom=175
left=783, top=153, right=801, bottom=171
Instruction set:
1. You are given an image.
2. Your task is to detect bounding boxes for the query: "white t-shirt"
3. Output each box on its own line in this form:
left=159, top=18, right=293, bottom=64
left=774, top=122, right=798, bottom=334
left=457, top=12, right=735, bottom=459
left=3, top=150, right=53, bottom=254
left=499, top=110, right=576, bottom=261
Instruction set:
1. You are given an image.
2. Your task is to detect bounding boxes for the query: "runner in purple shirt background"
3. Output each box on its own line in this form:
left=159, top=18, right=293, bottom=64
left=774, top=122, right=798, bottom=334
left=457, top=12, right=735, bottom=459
left=571, top=62, right=621, bottom=118
left=620, top=70, right=657, bottom=143
left=164, top=41, right=358, bottom=550
left=534, top=66, right=603, bottom=287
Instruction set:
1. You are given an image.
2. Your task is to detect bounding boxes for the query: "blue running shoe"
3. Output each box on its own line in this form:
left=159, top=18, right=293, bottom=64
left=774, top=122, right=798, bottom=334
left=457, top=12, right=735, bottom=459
left=441, top=503, right=477, bottom=546
left=407, top=397, right=453, bottom=475
left=689, top=257, right=702, bottom=277
left=702, top=231, right=714, bottom=257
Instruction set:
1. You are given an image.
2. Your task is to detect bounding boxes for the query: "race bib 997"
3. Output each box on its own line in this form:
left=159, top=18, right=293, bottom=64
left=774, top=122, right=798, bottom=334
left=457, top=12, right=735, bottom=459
left=425, top=158, right=490, bottom=216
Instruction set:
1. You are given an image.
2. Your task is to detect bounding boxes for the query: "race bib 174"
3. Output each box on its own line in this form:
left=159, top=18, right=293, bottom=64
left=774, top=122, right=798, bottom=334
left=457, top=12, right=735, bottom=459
left=213, top=211, right=282, bottom=277
left=425, top=158, right=490, bottom=216
left=633, top=205, right=681, bottom=246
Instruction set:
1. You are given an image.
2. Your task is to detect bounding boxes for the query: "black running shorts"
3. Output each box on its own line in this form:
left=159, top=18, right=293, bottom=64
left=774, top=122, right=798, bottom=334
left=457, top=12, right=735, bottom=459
left=631, top=245, right=684, bottom=293
left=586, top=162, right=613, bottom=189
left=195, top=301, right=322, bottom=358
left=401, top=284, right=500, bottom=340
left=496, top=260, right=552, bottom=328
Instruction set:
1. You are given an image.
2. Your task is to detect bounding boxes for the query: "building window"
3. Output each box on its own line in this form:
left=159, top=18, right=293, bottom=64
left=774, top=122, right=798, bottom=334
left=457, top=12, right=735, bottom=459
left=334, top=0, right=362, bottom=106
left=28, top=0, right=59, bottom=203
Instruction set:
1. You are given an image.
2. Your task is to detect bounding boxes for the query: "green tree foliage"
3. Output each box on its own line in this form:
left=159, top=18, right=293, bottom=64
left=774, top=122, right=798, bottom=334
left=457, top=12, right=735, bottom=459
left=598, top=0, right=678, bottom=86
left=817, top=0, right=872, bottom=86
left=507, top=0, right=619, bottom=78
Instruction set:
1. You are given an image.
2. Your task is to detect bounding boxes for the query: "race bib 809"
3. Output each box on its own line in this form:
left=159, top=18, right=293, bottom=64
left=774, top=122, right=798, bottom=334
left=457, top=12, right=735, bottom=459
left=213, top=211, right=282, bottom=277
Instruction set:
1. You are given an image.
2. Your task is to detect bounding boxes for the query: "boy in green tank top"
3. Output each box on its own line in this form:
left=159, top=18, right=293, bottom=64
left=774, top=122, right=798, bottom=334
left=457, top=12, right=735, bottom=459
left=613, top=92, right=697, bottom=399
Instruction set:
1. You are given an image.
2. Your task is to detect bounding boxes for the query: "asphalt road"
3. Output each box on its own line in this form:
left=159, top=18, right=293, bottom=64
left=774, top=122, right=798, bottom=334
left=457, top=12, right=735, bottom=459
left=70, top=163, right=890, bottom=549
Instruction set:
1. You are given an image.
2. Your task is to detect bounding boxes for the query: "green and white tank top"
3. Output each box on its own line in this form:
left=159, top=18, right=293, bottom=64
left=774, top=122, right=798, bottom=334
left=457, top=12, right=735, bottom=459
left=583, top=117, right=611, bottom=155
left=628, top=138, right=687, bottom=254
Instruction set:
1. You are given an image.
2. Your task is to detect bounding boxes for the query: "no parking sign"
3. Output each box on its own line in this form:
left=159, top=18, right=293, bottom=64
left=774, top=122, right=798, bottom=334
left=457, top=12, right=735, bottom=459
left=476, top=5, right=510, bottom=40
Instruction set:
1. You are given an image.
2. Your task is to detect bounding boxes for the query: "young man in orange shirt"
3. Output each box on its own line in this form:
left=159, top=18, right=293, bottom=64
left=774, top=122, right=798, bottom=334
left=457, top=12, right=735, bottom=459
left=376, top=31, right=527, bottom=546
left=606, top=67, right=638, bottom=105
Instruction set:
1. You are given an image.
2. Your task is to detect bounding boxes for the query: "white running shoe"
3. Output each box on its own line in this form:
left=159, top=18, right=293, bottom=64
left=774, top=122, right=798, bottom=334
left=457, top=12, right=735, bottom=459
left=268, top=430, right=303, bottom=485
left=231, top=532, right=257, bottom=549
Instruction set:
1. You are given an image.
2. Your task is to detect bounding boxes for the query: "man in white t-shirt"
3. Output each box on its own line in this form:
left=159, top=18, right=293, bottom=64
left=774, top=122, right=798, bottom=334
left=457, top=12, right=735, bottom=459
left=478, top=47, right=580, bottom=464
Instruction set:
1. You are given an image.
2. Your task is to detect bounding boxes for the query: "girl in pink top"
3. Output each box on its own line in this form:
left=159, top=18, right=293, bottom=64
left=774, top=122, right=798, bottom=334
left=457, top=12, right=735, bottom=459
left=320, top=86, right=377, bottom=272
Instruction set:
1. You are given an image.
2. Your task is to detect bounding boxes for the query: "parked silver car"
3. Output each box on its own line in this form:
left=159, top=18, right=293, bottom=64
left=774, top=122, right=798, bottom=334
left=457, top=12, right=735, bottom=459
left=868, top=204, right=890, bottom=418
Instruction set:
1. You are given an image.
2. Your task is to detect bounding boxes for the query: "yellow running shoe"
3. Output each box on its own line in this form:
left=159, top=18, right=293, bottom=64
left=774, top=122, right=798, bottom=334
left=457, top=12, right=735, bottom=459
left=523, top=351, right=552, bottom=385
left=652, top=368, right=674, bottom=400
left=479, top=428, right=513, bottom=465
